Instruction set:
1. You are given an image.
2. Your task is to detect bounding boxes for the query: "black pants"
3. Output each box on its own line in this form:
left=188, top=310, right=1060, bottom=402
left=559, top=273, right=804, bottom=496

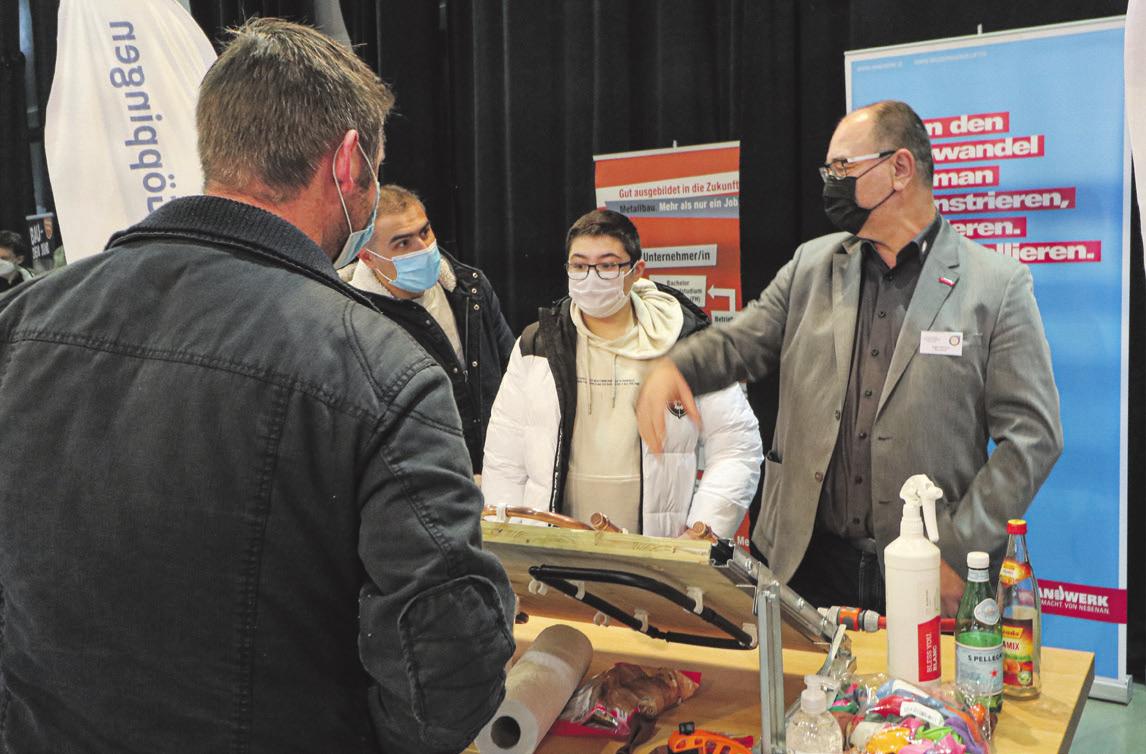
left=786, top=526, right=886, bottom=614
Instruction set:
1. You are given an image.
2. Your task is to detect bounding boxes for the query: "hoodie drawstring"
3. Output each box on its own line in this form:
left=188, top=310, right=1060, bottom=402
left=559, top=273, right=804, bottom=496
left=583, top=350, right=619, bottom=411
left=586, top=346, right=593, bottom=415
left=611, top=353, right=618, bottom=408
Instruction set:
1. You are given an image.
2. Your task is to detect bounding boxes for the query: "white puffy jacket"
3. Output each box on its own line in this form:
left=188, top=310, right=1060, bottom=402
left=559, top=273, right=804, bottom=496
left=482, top=287, right=762, bottom=538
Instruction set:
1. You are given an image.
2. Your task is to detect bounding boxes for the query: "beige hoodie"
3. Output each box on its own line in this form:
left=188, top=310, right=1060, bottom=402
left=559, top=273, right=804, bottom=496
left=563, top=278, right=684, bottom=532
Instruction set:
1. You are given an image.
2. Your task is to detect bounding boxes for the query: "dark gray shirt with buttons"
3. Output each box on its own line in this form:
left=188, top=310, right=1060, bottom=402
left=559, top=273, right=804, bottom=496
left=818, top=214, right=942, bottom=539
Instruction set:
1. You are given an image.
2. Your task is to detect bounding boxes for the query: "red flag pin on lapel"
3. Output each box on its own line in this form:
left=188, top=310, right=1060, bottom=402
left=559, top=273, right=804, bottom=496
left=938, top=276, right=956, bottom=287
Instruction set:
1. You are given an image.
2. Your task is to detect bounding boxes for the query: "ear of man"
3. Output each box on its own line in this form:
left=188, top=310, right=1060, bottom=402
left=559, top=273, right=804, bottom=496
left=332, top=131, right=362, bottom=195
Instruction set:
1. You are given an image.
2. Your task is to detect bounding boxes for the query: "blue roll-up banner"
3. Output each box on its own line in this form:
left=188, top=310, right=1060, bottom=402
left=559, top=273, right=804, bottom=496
left=847, top=17, right=1131, bottom=702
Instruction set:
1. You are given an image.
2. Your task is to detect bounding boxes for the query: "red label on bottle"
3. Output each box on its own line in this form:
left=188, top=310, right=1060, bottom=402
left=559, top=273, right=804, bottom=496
left=918, top=615, right=942, bottom=682
left=999, top=559, right=1031, bottom=586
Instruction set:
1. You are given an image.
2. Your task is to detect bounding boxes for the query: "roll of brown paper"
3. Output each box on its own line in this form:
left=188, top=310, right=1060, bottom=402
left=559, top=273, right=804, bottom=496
left=475, top=624, right=593, bottom=754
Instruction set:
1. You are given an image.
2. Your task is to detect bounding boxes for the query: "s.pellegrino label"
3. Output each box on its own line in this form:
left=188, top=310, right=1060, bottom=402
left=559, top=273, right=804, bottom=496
left=956, top=636, right=1004, bottom=696
left=956, top=561, right=1003, bottom=708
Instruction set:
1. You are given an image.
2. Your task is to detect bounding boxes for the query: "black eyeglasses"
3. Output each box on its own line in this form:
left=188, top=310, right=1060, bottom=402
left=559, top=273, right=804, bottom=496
left=818, top=149, right=897, bottom=183
left=565, top=260, right=635, bottom=280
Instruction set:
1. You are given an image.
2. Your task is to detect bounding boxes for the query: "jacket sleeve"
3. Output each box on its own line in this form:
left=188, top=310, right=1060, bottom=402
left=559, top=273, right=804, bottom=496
left=935, top=264, right=1064, bottom=571
left=481, top=338, right=531, bottom=508
left=688, top=383, right=764, bottom=539
left=670, top=249, right=800, bottom=396
left=357, top=360, right=516, bottom=753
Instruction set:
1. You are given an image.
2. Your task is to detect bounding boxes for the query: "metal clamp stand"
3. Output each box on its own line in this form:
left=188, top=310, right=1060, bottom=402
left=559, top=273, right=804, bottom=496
left=756, top=576, right=785, bottom=754
left=483, top=522, right=854, bottom=754
left=529, top=563, right=846, bottom=754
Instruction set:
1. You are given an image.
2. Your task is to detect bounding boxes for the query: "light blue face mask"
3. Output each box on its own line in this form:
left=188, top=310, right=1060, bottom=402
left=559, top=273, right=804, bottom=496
left=332, top=142, right=379, bottom=269
left=368, top=241, right=441, bottom=293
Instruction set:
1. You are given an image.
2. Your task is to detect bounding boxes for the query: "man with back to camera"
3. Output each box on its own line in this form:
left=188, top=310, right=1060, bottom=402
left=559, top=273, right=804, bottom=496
left=482, top=209, right=763, bottom=539
left=637, top=101, right=1062, bottom=616
left=0, top=18, right=514, bottom=753
left=0, top=230, right=34, bottom=292
left=342, top=184, right=515, bottom=475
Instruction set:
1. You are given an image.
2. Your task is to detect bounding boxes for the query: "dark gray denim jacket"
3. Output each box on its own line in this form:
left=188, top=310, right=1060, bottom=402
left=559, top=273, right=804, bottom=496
left=0, top=197, right=514, bottom=753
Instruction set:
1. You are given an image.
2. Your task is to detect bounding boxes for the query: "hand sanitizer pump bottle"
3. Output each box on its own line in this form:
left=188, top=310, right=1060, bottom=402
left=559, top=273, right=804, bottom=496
left=785, top=675, right=844, bottom=753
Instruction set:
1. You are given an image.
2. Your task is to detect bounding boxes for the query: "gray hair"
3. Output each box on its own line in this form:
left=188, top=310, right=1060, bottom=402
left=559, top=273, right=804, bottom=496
left=197, top=18, right=395, bottom=201
left=863, top=100, right=934, bottom=184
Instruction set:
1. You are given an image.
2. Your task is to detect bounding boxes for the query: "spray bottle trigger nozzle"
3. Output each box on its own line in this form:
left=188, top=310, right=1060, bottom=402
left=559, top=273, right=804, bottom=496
left=918, top=481, right=942, bottom=544
left=899, top=474, right=943, bottom=544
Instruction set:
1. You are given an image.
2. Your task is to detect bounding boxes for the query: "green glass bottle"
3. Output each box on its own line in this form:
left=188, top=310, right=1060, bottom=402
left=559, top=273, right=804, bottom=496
left=955, top=551, right=1004, bottom=712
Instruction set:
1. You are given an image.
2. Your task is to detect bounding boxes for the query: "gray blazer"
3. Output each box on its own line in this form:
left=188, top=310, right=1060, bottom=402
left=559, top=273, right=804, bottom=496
left=671, top=218, right=1063, bottom=582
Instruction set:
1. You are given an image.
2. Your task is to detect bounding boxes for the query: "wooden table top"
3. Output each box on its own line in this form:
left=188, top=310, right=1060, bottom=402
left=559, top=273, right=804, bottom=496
left=467, top=616, right=1094, bottom=754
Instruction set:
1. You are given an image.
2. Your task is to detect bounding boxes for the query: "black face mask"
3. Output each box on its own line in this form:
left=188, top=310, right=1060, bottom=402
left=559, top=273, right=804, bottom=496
left=821, top=156, right=896, bottom=234
left=822, top=177, right=871, bottom=235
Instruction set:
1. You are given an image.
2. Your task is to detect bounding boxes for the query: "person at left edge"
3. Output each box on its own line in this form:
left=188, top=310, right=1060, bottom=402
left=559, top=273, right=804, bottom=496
left=342, top=184, right=514, bottom=475
left=0, top=230, right=35, bottom=292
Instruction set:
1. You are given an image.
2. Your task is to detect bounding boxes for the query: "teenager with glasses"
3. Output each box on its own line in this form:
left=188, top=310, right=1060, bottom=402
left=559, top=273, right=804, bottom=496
left=482, top=209, right=762, bottom=539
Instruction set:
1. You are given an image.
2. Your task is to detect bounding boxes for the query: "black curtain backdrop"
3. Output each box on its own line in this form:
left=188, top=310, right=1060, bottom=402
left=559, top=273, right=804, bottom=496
left=187, top=0, right=316, bottom=40
left=0, top=0, right=33, bottom=236
left=4, top=0, right=1140, bottom=677
left=436, top=0, right=748, bottom=325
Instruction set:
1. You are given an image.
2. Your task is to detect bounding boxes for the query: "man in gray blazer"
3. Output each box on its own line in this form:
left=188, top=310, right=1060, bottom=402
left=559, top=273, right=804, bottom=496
left=637, top=100, right=1062, bottom=616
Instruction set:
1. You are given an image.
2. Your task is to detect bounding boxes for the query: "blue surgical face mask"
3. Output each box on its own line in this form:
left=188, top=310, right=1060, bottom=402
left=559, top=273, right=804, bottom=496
left=367, top=241, right=441, bottom=293
left=332, top=142, right=379, bottom=269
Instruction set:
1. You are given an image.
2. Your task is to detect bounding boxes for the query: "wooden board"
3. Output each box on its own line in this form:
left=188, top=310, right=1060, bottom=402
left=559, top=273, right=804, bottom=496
left=466, top=616, right=1095, bottom=754
left=482, top=521, right=829, bottom=654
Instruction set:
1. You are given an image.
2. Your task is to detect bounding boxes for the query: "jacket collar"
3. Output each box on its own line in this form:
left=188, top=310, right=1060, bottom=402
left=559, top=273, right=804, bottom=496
left=837, top=211, right=945, bottom=259
left=438, top=251, right=459, bottom=293
left=442, top=249, right=485, bottom=295
left=106, top=196, right=375, bottom=306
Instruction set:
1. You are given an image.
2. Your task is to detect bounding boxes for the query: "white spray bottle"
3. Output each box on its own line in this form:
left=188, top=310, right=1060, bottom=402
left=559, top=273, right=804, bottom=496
left=885, top=474, right=943, bottom=686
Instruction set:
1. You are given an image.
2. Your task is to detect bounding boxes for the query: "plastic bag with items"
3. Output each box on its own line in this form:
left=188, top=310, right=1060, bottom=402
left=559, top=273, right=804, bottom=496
left=556, top=662, right=700, bottom=738
left=828, top=677, right=994, bottom=754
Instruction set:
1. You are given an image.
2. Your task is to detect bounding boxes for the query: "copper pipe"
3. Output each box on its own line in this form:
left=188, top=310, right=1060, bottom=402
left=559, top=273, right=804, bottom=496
left=482, top=505, right=594, bottom=530
left=589, top=512, right=623, bottom=533
left=687, top=521, right=718, bottom=543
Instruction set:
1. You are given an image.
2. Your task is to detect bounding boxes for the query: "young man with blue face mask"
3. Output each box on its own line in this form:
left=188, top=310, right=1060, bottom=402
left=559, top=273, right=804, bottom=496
left=345, top=185, right=515, bottom=474
left=483, top=209, right=762, bottom=539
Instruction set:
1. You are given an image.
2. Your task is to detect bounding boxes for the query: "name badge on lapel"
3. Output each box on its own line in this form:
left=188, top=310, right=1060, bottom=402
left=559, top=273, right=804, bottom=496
left=920, top=330, right=963, bottom=356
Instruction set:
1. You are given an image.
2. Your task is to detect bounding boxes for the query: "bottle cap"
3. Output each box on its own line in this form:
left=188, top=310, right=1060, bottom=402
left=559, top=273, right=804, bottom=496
left=800, top=680, right=827, bottom=714
left=1007, top=519, right=1028, bottom=535
left=967, top=551, right=989, bottom=569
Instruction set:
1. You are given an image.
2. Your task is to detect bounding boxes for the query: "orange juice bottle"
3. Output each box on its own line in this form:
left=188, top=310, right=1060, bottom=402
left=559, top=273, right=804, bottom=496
left=997, top=519, right=1041, bottom=699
